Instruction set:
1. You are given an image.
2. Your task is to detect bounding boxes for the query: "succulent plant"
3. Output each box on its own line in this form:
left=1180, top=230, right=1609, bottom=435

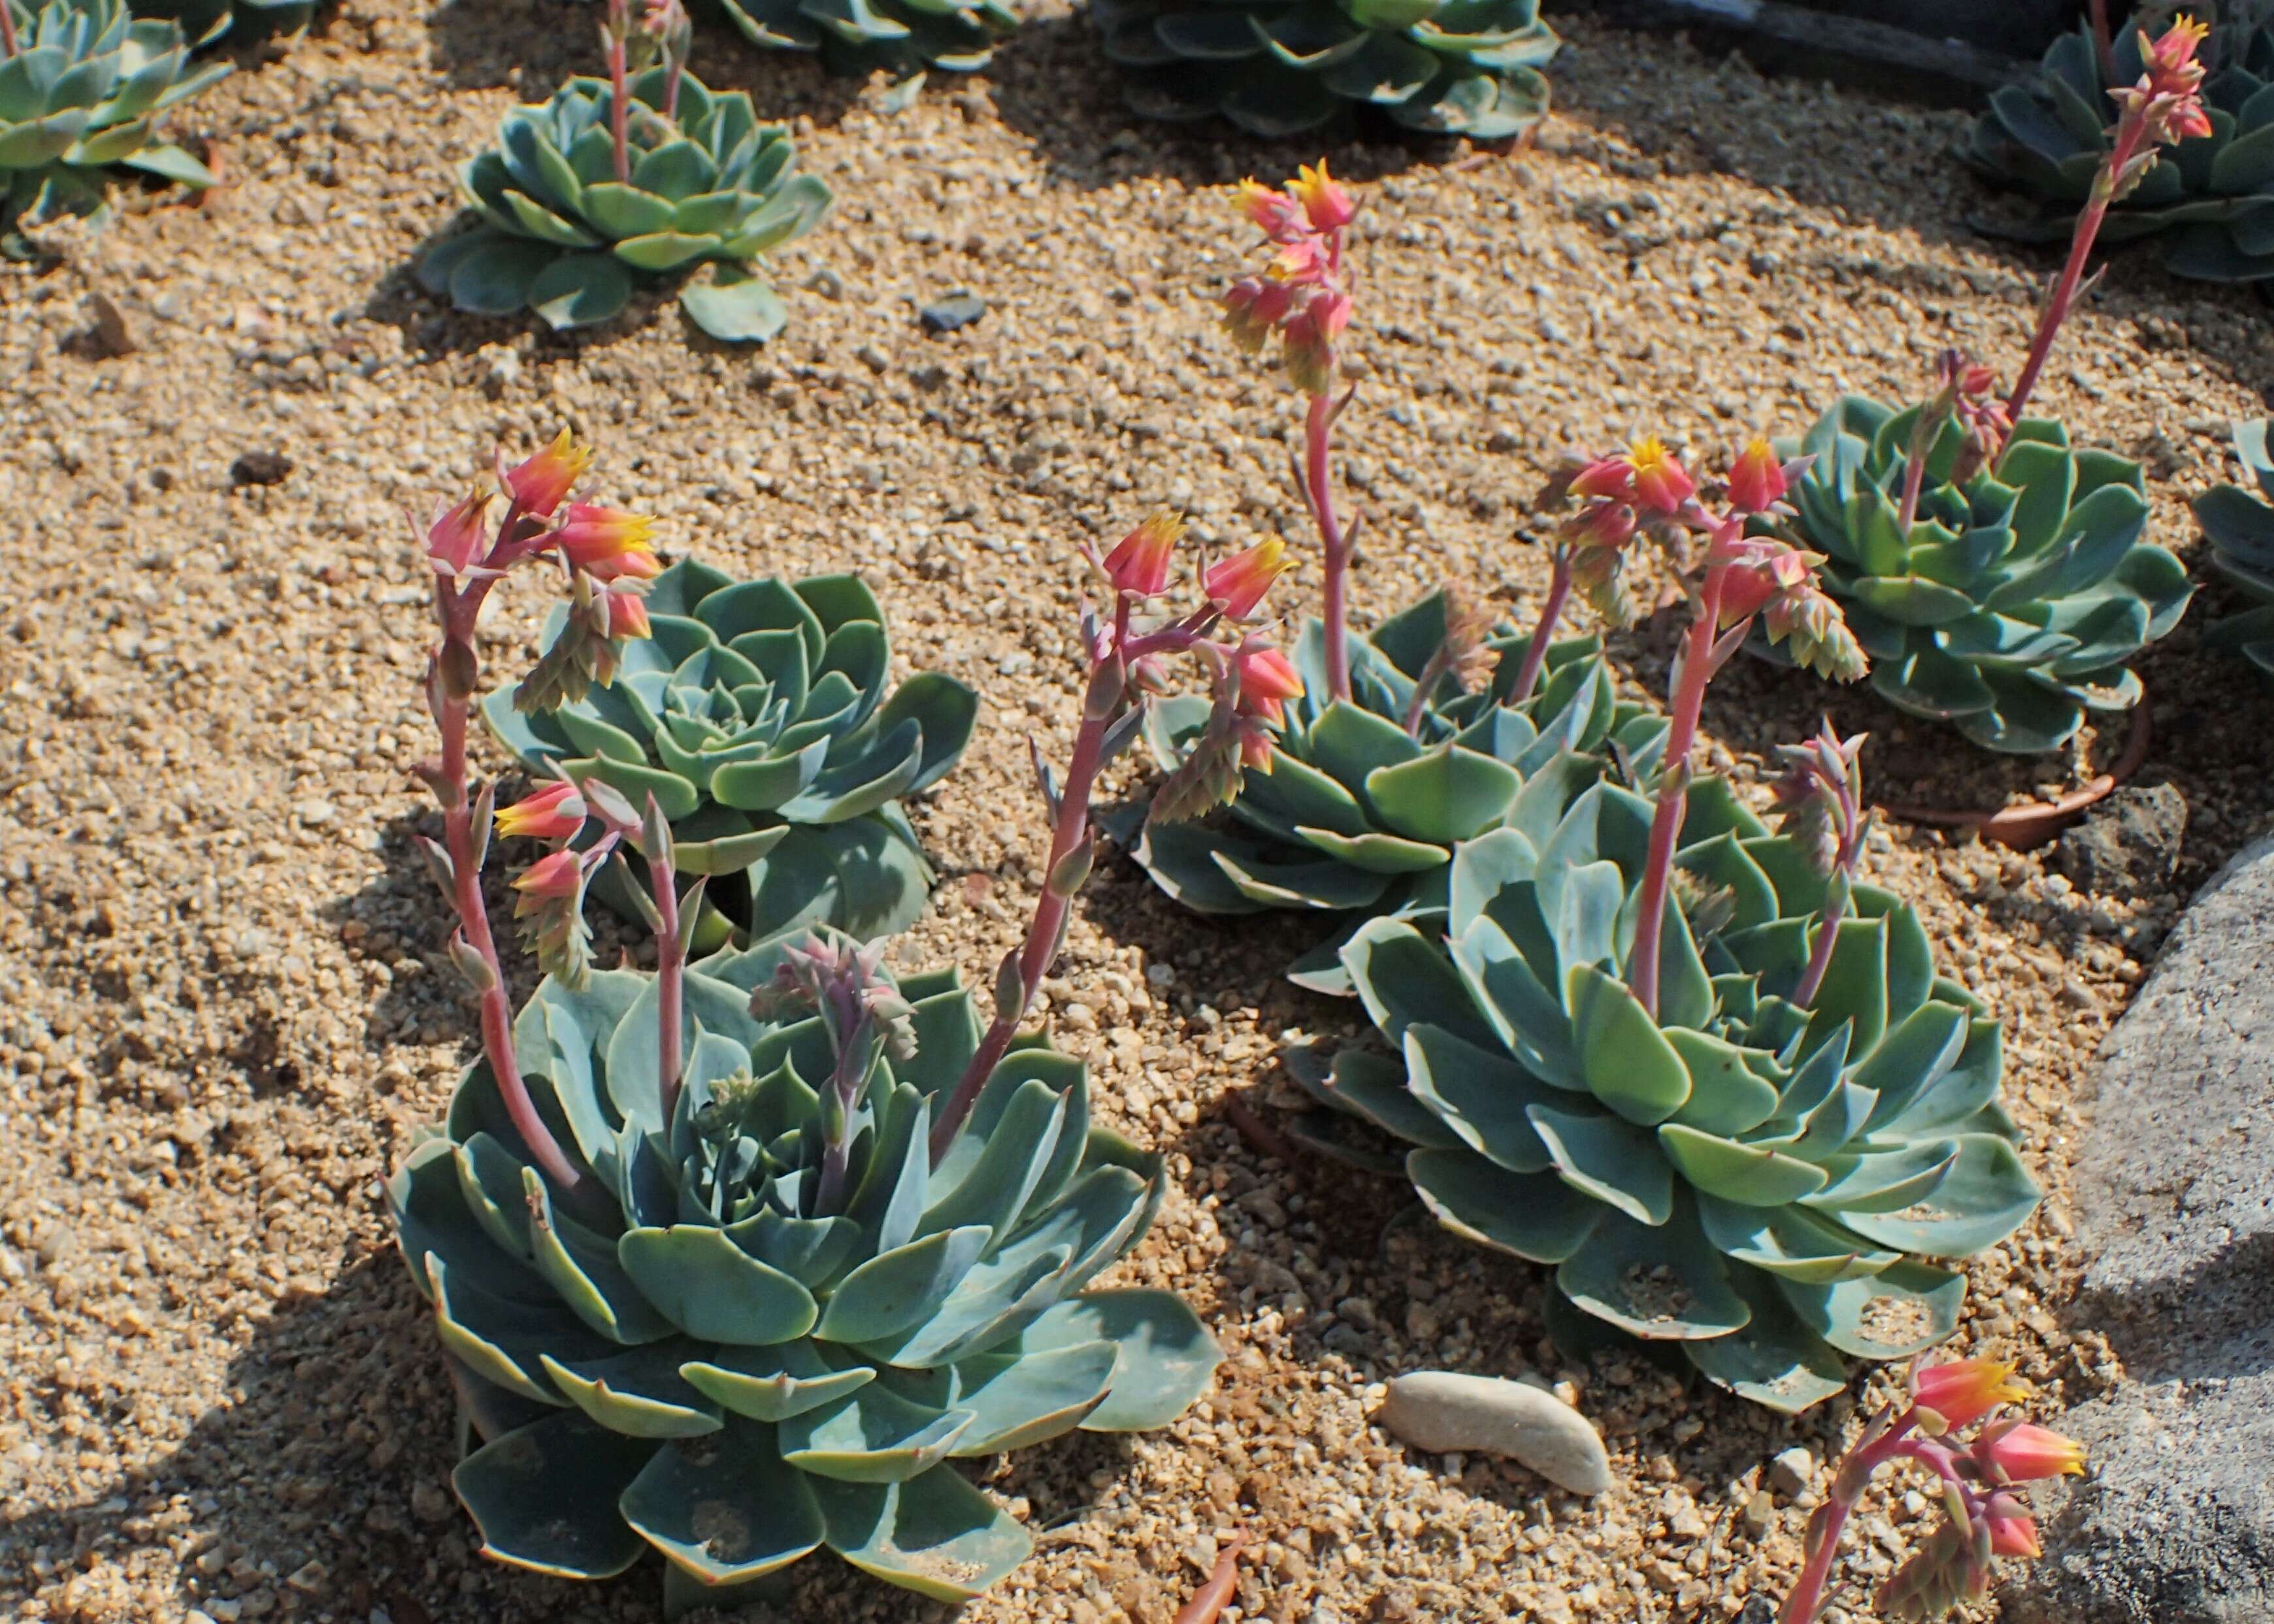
left=485, top=557, right=977, bottom=952
left=127, top=0, right=309, bottom=46
left=387, top=944, right=1219, bottom=1611
left=1125, top=592, right=1665, bottom=992
left=1091, top=0, right=1558, bottom=139
left=1298, top=773, right=2039, bottom=1412
left=0, top=0, right=228, bottom=235
left=1961, top=17, right=2274, bottom=283
left=416, top=67, right=832, bottom=341
left=2192, top=416, right=2274, bottom=681
left=716, top=0, right=1015, bottom=77
left=1775, top=396, right=2190, bottom=753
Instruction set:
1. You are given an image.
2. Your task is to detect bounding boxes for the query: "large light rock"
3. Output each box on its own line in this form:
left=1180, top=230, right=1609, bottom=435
left=2011, top=833, right=2274, bottom=1624
left=1375, top=1371, right=1611, bottom=1497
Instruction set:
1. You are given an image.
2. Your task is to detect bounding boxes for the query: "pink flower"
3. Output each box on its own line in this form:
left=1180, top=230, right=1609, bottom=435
left=1715, top=534, right=1817, bottom=626
left=1235, top=178, right=1308, bottom=242
left=1568, top=455, right=1637, bottom=502
left=1974, top=1421, right=2086, bottom=1485
left=501, top=428, right=592, bottom=519
left=1102, top=512, right=1183, bottom=598
left=1626, top=436, right=1695, bottom=513
left=1986, top=1512, right=2042, bottom=1559
left=602, top=589, right=651, bottom=641
left=1234, top=643, right=1304, bottom=724
left=494, top=781, right=587, bottom=841
left=1725, top=436, right=1788, bottom=514
left=553, top=503, right=659, bottom=582
left=1204, top=539, right=1290, bottom=621
left=512, top=847, right=584, bottom=902
left=1289, top=159, right=1356, bottom=233
left=424, top=489, right=493, bottom=581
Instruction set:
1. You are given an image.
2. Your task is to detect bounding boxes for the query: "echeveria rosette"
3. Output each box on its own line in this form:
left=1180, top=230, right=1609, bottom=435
left=1093, top=0, right=1557, bottom=140
left=1302, top=773, right=2039, bottom=1413
left=416, top=68, right=832, bottom=341
left=126, top=0, right=308, bottom=46
left=1962, top=18, right=2274, bottom=284
left=716, top=0, right=1016, bottom=78
left=0, top=0, right=228, bottom=235
left=386, top=950, right=1218, bottom=1613
left=2192, top=417, right=2274, bottom=681
left=1776, top=396, right=2191, bottom=753
left=485, top=558, right=977, bottom=952
left=1127, top=591, right=1666, bottom=993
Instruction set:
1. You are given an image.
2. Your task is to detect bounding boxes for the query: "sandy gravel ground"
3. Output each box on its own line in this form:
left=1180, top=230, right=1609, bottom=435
left=3, top=5, right=2273, bottom=1621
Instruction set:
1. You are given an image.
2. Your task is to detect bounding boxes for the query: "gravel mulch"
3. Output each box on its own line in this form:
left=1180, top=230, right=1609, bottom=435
left=4, top=6, right=2273, bottom=1622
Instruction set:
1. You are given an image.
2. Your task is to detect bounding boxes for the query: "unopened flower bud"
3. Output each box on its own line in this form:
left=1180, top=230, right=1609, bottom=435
left=501, top=427, right=592, bottom=519
left=1101, top=512, right=1183, bottom=598
left=1205, top=538, right=1290, bottom=620
left=495, top=780, right=587, bottom=841
left=1046, top=834, right=1096, bottom=899
left=1725, top=436, right=1788, bottom=513
left=1973, top=1420, right=2086, bottom=1485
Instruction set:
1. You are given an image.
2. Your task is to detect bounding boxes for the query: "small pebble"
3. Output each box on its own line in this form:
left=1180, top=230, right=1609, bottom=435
left=1377, top=1371, right=1613, bottom=1496
left=919, top=291, right=988, bottom=334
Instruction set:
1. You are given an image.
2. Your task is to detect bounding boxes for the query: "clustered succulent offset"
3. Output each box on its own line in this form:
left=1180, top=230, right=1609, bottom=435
left=485, top=557, right=978, bottom=952
left=389, top=937, right=1217, bottom=1612
left=128, top=0, right=308, bottom=46
left=1778, top=393, right=2191, bottom=753
left=1964, top=14, right=2274, bottom=283
left=2193, top=416, right=2274, bottom=679
left=1093, top=0, right=1557, bottom=138
left=0, top=0, right=227, bottom=235
left=420, top=61, right=831, bottom=339
left=1132, top=596, right=1665, bottom=991
left=716, top=0, right=1015, bottom=76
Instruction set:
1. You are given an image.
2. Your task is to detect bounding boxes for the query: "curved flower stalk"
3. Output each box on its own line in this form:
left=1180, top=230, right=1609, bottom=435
left=2192, top=416, right=2274, bottom=681
left=418, top=0, right=831, bottom=341
left=1298, top=440, right=2037, bottom=1410
left=408, top=429, right=662, bottom=1197
left=0, top=0, right=230, bottom=234
left=1783, top=20, right=2206, bottom=752
left=484, top=558, right=978, bottom=955
left=1965, top=11, right=2274, bottom=284
left=387, top=513, right=1244, bottom=1609
left=1126, top=167, right=1666, bottom=988
left=1779, top=1359, right=2084, bottom=1622
left=928, top=512, right=1300, bottom=1161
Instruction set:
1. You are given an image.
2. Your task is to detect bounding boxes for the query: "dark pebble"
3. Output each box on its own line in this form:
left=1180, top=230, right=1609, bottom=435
left=919, top=292, right=987, bottom=334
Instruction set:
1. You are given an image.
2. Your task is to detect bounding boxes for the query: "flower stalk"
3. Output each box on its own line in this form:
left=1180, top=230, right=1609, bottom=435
left=2001, top=15, right=2212, bottom=447
left=410, top=430, right=656, bottom=1199
left=1551, top=436, right=1866, bottom=1018
left=601, top=0, right=635, bottom=182
left=1223, top=162, right=1359, bottom=701
left=1779, top=1359, right=2083, bottom=1624
left=1508, top=544, right=1574, bottom=704
left=928, top=515, right=1296, bottom=1163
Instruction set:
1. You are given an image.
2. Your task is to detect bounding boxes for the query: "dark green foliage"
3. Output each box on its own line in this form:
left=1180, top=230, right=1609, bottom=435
left=716, top=0, right=1017, bottom=77
left=2193, top=417, right=2274, bottom=681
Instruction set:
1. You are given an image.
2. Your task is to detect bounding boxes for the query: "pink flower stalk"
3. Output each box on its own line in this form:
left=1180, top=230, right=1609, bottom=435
left=2001, top=14, right=2213, bottom=446
left=1221, top=160, right=1361, bottom=702
left=1778, top=1359, right=2084, bottom=1624
left=1570, top=437, right=1866, bottom=1018
left=929, top=515, right=1294, bottom=1163
left=1771, top=720, right=1870, bottom=1008
left=408, top=429, right=658, bottom=1201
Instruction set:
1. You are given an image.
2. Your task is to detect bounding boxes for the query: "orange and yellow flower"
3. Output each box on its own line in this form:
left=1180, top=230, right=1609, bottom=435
left=1102, top=512, right=1184, bottom=598
left=1974, top=1420, right=2086, bottom=1485
left=495, top=781, right=587, bottom=842
left=1913, top=1358, right=2034, bottom=1430
left=1204, top=539, right=1290, bottom=621
left=503, top=428, right=593, bottom=519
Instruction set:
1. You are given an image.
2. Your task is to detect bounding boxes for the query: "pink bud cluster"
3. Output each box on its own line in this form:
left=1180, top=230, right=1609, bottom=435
left=1780, top=1358, right=2086, bottom=1624
left=497, top=770, right=649, bottom=986
left=1222, top=162, right=1357, bottom=398
left=2109, top=14, right=2213, bottom=179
